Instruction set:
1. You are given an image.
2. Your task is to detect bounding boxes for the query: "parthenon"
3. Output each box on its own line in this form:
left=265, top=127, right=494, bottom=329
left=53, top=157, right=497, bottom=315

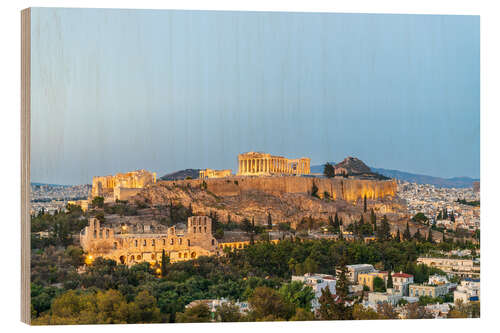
left=237, top=152, right=310, bottom=176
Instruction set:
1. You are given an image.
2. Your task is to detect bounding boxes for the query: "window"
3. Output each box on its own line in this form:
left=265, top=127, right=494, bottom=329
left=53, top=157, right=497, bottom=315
left=193, top=228, right=196, bottom=233
left=179, top=253, right=182, bottom=258
left=135, top=240, right=138, bottom=247
left=204, top=227, right=207, bottom=233
left=179, top=238, right=182, bottom=245
left=170, top=239, right=174, bottom=245
left=143, top=240, right=147, bottom=246
left=106, top=230, right=109, bottom=238
left=199, top=227, right=202, bottom=233
left=152, top=239, right=155, bottom=246
left=113, top=242, right=117, bottom=249
left=163, top=239, right=166, bottom=246
left=212, top=239, right=215, bottom=246
left=187, top=239, right=191, bottom=246
left=94, top=230, right=97, bottom=238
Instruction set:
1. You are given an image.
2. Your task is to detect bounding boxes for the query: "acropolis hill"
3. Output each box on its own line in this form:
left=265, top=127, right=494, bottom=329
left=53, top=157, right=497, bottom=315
left=87, top=153, right=405, bottom=227
left=132, top=176, right=403, bottom=228
left=157, top=176, right=396, bottom=202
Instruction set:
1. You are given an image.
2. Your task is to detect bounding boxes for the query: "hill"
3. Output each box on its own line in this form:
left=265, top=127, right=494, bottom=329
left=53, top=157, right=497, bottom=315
left=160, top=169, right=200, bottom=181
left=311, top=163, right=478, bottom=188
left=335, top=156, right=372, bottom=174
left=135, top=176, right=404, bottom=228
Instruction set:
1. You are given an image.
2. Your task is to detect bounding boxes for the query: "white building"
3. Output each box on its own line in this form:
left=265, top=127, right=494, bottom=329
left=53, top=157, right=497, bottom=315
left=454, top=278, right=480, bottom=304
left=428, top=274, right=449, bottom=285
left=339, top=264, right=375, bottom=283
left=392, top=272, right=414, bottom=296
left=368, top=289, right=401, bottom=306
left=292, top=273, right=336, bottom=310
left=425, top=303, right=453, bottom=318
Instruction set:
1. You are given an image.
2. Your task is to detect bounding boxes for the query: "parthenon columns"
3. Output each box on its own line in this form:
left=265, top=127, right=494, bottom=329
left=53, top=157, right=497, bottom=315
left=237, top=153, right=311, bottom=176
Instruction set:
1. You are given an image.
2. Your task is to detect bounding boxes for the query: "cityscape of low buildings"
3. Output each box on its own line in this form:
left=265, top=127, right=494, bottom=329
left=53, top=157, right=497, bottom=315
left=30, top=183, right=91, bottom=214
left=398, top=181, right=480, bottom=232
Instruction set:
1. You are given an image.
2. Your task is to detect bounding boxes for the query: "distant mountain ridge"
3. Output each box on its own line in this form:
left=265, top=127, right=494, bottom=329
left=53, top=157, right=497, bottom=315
left=311, top=163, right=478, bottom=188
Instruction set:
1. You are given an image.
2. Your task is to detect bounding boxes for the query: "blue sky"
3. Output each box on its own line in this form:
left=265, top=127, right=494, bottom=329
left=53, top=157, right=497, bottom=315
left=30, top=8, right=479, bottom=185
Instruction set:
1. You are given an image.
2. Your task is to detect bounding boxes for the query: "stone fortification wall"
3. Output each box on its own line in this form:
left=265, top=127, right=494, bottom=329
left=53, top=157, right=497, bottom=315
left=159, top=176, right=396, bottom=202
left=91, top=169, right=157, bottom=198
left=80, top=216, right=219, bottom=266
left=114, top=187, right=142, bottom=201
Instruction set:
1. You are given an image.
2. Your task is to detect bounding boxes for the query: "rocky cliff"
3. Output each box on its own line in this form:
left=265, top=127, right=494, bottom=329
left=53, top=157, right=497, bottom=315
left=133, top=176, right=405, bottom=227
left=156, top=176, right=396, bottom=201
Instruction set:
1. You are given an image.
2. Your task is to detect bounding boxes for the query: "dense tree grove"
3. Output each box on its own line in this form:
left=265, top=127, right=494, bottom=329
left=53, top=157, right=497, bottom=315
left=30, top=204, right=479, bottom=324
left=31, top=231, right=475, bottom=324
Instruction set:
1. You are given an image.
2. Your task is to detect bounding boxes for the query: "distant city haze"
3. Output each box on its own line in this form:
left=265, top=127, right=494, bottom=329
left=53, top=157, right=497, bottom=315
left=30, top=8, right=479, bottom=185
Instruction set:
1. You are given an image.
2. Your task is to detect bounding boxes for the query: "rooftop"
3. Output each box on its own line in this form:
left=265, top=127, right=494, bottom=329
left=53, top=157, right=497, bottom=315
left=392, top=273, right=413, bottom=278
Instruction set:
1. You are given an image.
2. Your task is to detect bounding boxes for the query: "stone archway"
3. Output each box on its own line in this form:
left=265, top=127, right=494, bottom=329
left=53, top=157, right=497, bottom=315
left=191, top=252, right=196, bottom=259
left=119, top=255, right=125, bottom=264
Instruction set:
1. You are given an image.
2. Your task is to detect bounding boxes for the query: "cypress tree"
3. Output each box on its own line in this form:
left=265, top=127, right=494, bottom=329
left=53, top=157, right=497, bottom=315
left=370, top=209, right=376, bottom=225
left=311, top=182, right=319, bottom=198
left=161, top=249, right=169, bottom=277
left=414, top=228, right=422, bottom=242
left=387, top=271, right=393, bottom=289
left=395, top=228, right=401, bottom=242
left=363, top=195, right=367, bottom=213
left=403, top=222, right=412, bottom=241
left=328, top=215, right=334, bottom=227
left=267, top=212, right=272, bottom=229
left=378, top=215, right=390, bottom=241
left=334, top=213, right=340, bottom=228
left=336, top=263, right=349, bottom=299
left=427, top=230, right=434, bottom=243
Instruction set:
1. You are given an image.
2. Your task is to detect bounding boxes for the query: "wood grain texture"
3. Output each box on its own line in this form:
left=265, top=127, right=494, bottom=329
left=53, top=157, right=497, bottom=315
left=21, top=7, right=31, bottom=325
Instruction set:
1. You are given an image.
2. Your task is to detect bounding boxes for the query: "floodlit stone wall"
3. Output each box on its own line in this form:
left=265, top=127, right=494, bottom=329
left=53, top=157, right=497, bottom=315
left=199, top=169, right=232, bottom=179
left=165, top=176, right=397, bottom=202
left=80, top=216, right=219, bottom=266
left=91, top=169, right=157, bottom=199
